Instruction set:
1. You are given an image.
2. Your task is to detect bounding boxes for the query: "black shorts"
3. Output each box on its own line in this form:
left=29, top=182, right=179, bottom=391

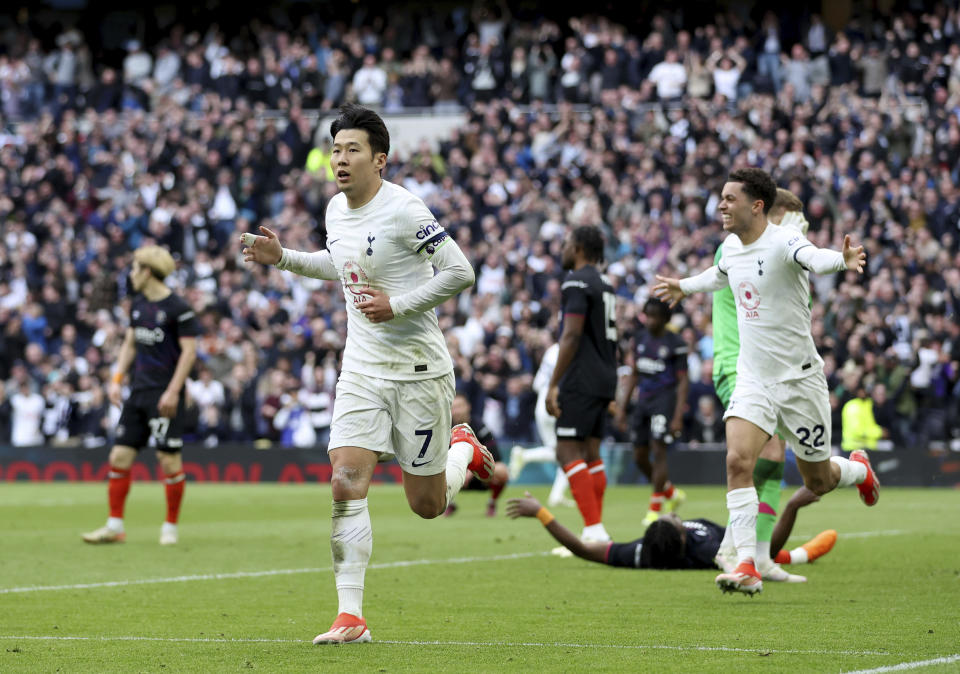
left=115, top=388, right=186, bottom=453
left=631, top=394, right=677, bottom=447
left=555, top=389, right=610, bottom=441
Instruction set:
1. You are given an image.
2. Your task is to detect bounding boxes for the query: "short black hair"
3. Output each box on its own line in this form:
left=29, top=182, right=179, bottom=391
left=728, top=168, right=777, bottom=214
left=330, top=103, right=390, bottom=157
left=639, top=520, right=685, bottom=569
left=643, top=297, right=671, bottom=321
left=571, top=225, right=605, bottom=263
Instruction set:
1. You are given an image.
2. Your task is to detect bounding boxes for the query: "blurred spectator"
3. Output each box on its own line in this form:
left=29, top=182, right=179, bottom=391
left=10, top=380, right=44, bottom=447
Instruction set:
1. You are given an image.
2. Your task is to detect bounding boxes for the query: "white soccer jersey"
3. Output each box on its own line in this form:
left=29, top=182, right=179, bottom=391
left=325, top=180, right=456, bottom=381
left=704, top=225, right=843, bottom=383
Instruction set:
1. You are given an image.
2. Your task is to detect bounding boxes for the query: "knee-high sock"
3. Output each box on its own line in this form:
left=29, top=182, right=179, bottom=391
left=754, top=459, right=783, bottom=561
left=108, top=466, right=131, bottom=523
left=830, top=456, right=867, bottom=487
left=587, top=459, right=606, bottom=519
left=444, top=441, right=473, bottom=508
left=164, top=471, right=185, bottom=524
left=331, top=498, right=372, bottom=618
left=727, top=487, right=759, bottom=565
left=565, top=460, right=601, bottom=527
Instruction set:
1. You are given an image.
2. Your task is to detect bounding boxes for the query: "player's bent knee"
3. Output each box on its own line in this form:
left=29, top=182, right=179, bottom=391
left=803, top=474, right=833, bottom=496
left=408, top=494, right=445, bottom=519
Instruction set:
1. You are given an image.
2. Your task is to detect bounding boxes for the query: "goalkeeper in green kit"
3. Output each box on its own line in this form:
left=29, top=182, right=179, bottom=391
left=712, top=188, right=811, bottom=583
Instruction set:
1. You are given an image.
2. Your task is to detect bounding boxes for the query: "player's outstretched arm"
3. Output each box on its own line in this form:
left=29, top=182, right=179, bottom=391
left=242, top=226, right=338, bottom=280
left=654, top=265, right=727, bottom=308
left=507, top=492, right=608, bottom=563
left=792, top=234, right=865, bottom=275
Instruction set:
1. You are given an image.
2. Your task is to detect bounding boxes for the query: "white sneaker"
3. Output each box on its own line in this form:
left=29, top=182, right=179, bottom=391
left=547, top=494, right=575, bottom=508
left=757, top=558, right=806, bottom=583
left=82, top=525, right=126, bottom=544
left=581, top=524, right=611, bottom=543
left=714, top=550, right=737, bottom=574
left=550, top=545, right=574, bottom=558
left=508, top=446, right=526, bottom=481
left=159, top=523, right=178, bottom=546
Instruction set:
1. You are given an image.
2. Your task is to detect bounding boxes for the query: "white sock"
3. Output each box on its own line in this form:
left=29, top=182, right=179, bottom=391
left=547, top=468, right=568, bottom=504
left=830, top=456, right=867, bottom=488
left=107, top=517, right=124, bottom=533
left=521, top=447, right=557, bottom=463
left=581, top=523, right=610, bottom=541
left=756, top=540, right=772, bottom=566
left=161, top=522, right=177, bottom=535
left=789, top=547, right=809, bottom=564
left=444, top=441, right=473, bottom=508
left=331, top=498, right=372, bottom=618
left=726, top=487, right=759, bottom=565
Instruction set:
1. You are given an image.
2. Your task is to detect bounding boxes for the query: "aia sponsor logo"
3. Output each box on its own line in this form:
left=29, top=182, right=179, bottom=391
left=737, top=280, right=761, bottom=319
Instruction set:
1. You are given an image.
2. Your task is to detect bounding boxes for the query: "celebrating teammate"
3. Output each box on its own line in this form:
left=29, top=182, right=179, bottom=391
left=654, top=168, right=879, bottom=596
left=82, top=245, right=200, bottom=546
left=242, top=104, right=493, bottom=644
left=507, top=486, right=836, bottom=572
left=615, top=298, right=689, bottom=529
left=712, top=187, right=812, bottom=583
left=546, top=225, right=618, bottom=544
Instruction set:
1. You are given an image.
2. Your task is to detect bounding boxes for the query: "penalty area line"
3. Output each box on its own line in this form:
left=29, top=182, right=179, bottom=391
left=0, top=551, right=549, bottom=595
left=0, top=634, right=904, bottom=657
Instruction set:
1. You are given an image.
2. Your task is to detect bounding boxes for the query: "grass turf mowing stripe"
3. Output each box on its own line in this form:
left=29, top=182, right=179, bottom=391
left=0, top=551, right=549, bottom=594
left=0, top=635, right=905, bottom=657
left=843, top=654, right=960, bottom=673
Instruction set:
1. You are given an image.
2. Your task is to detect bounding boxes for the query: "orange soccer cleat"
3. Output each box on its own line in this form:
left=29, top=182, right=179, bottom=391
left=313, top=613, right=371, bottom=645
left=715, top=559, right=763, bottom=596
left=849, top=450, right=880, bottom=506
left=451, top=423, right=495, bottom=483
left=801, top=529, right=838, bottom=562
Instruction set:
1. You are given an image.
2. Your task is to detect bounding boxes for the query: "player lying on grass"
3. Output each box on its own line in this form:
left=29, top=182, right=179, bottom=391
left=506, top=487, right=835, bottom=573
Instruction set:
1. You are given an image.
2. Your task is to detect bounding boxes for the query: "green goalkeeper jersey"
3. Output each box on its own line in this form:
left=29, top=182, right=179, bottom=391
left=711, top=244, right=739, bottom=406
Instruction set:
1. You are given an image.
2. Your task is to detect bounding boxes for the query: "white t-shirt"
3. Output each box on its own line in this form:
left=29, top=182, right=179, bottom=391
left=713, top=226, right=832, bottom=383
left=647, top=62, right=687, bottom=99
left=11, top=391, right=45, bottom=447
left=325, top=180, right=455, bottom=381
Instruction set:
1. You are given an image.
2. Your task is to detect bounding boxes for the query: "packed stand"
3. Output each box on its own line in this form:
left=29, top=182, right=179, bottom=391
left=1, top=5, right=960, bottom=451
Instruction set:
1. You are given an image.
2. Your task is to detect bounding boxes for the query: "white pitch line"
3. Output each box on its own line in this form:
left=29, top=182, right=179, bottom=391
left=0, top=634, right=903, bottom=657
left=843, top=654, right=960, bottom=673
left=0, top=551, right=548, bottom=595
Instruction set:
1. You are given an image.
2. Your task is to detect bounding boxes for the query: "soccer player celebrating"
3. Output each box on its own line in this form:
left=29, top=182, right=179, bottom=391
left=713, top=188, right=812, bottom=583
left=242, top=104, right=493, bottom=644
left=82, top=245, right=200, bottom=546
left=615, top=298, right=688, bottom=529
left=507, top=486, right=837, bottom=572
left=654, top=168, right=879, bottom=596
left=546, top=225, right=618, bottom=544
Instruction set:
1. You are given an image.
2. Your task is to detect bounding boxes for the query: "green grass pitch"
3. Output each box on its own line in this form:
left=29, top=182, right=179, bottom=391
left=1, top=482, right=958, bottom=672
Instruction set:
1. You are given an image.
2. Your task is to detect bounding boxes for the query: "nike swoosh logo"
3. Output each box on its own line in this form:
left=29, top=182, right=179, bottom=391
left=803, top=449, right=818, bottom=456
left=328, top=238, right=341, bottom=246
left=411, top=458, right=432, bottom=467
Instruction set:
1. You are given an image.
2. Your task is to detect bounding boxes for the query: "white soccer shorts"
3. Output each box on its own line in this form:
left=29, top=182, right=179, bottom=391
left=328, top=370, right=455, bottom=476
left=723, top=370, right=832, bottom=463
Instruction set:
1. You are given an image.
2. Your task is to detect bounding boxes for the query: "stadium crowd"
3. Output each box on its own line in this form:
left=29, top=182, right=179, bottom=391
left=1, top=4, right=960, bottom=453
